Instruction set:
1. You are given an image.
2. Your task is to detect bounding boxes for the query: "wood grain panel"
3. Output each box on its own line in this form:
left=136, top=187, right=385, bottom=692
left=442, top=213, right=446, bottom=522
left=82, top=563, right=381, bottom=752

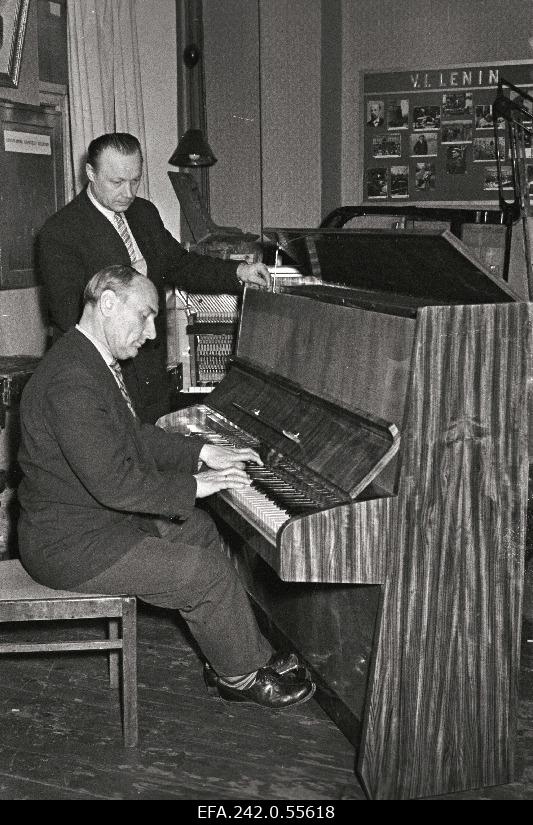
left=357, top=301, right=529, bottom=798
left=278, top=498, right=392, bottom=584
left=158, top=296, right=529, bottom=800
left=237, top=290, right=415, bottom=426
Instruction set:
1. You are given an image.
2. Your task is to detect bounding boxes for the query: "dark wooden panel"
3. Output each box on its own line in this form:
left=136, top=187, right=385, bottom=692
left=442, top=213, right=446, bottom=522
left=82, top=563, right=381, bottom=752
left=0, top=100, right=63, bottom=289
left=37, top=0, right=67, bottom=86
left=227, top=540, right=382, bottom=746
left=237, top=290, right=414, bottom=431
left=208, top=360, right=399, bottom=498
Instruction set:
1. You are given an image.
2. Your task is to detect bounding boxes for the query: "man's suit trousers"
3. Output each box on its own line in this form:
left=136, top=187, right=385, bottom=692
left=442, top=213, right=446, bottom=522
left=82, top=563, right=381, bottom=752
left=74, top=508, right=273, bottom=677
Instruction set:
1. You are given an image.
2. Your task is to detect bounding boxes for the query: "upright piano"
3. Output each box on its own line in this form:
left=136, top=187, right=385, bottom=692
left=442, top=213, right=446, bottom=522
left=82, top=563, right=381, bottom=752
left=158, top=227, right=530, bottom=800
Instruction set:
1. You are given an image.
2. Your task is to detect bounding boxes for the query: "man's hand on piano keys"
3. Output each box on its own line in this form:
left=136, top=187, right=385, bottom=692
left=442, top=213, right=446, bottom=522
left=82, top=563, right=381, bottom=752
left=236, top=261, right=271, bottom=291
left=198, top=444, right=263, bottom=471
left=194, top=444, right=263, bottom=499
left=194, top=466, right=254, bottom=498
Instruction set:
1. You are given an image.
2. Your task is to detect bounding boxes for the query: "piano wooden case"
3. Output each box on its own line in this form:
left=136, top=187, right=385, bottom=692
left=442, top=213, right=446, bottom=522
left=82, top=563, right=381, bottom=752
left=158, top=227, right=530, bottom=800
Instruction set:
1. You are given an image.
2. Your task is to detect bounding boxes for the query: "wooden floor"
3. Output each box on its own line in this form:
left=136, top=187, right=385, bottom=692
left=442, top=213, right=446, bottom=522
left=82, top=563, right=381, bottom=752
left=0, top=604, right=532, bottom=801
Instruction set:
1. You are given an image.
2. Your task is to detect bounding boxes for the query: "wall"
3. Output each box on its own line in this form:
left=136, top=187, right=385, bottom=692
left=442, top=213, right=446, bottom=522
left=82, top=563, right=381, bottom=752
left=0, top=1, right=44, bottom=356
left=135, top=0, right=178, bottom=234
left=0, top=0, right=39, bottom=107
left=341, top=0, right=533, bottom=203
left=259, top=0, right=323, bottom=228
left=320, top=0, right=343, bottom=221
left=203, top=0, right=262, bottom=234
left=201, top=0, right=325, bottom=231
left=201, top=0, right=533, bottom=230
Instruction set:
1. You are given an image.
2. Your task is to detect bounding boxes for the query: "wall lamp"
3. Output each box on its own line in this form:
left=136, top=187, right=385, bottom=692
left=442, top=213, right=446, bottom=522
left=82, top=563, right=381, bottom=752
left=168, top=43, right=217, bottom=168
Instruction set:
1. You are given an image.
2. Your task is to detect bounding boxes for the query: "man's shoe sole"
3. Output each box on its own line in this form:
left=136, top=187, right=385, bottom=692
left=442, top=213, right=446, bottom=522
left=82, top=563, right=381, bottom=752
left=216, top=681, right=316, bottom=709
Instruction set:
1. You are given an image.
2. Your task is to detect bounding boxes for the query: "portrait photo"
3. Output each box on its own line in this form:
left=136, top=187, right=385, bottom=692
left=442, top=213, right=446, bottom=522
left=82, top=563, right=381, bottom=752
left=410, top=132, right=437, bottom=156
left=367, top=99, right=385, bottom=128
left=0, top=0, right=30, bottom=87
left=445, top=145, right=467, bottom=174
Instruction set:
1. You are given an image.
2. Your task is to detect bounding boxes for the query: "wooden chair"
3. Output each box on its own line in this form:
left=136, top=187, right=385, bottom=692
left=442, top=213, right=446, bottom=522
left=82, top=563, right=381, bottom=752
left=0, top=559, right=138, bottom=746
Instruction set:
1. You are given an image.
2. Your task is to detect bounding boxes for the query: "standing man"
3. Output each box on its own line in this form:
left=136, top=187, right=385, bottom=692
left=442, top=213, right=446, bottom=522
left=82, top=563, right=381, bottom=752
left=17, top=264, right=314, bottom=710
left=38, top=132, right=270, bottom=424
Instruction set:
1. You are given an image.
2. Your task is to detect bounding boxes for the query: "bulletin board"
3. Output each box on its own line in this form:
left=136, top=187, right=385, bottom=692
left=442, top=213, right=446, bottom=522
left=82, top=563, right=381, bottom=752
left=363, top=60, right=533, bottom=205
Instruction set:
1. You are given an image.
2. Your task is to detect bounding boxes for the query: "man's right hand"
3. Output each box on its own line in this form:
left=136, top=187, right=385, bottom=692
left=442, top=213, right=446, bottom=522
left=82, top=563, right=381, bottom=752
left=194, top=466, right=252, bottom=499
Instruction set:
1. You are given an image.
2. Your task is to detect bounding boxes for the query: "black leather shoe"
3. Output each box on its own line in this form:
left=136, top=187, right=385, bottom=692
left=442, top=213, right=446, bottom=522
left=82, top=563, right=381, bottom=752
left=213, top=666, right=315, bottom=709
left=204, top=651, right=309, bottom=695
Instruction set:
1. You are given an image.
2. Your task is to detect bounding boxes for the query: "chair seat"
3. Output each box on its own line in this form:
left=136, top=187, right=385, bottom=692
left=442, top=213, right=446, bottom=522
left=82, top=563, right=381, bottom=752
left=0, top=559, right=105, bottom=601
left=0, top=559, right=138, bottom=746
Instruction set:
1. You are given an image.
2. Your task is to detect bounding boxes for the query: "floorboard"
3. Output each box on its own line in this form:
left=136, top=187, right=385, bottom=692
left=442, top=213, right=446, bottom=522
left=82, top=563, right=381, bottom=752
left=0, top=604, right=531, bottom=801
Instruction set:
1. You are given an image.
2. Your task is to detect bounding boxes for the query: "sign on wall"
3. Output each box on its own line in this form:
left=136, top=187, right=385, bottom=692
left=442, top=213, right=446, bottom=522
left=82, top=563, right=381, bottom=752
left=4, top=130, right=51, bottom=154
left=363, top=61, right=533, bottom=204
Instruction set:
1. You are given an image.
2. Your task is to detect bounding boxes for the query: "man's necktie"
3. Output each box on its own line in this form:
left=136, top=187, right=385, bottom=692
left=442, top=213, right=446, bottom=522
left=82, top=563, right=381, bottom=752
left=109, top=360, right=137, bottom=418
left=113, top=212, right=137, bottom=263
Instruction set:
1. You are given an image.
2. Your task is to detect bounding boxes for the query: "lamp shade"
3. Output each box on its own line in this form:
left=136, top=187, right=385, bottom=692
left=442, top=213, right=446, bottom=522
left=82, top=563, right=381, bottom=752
left=169, top=129, right=217, bottom=167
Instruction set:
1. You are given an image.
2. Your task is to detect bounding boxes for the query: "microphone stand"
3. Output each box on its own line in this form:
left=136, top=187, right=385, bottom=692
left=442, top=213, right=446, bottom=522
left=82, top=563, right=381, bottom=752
left=493, top=79, right=533, bottom=299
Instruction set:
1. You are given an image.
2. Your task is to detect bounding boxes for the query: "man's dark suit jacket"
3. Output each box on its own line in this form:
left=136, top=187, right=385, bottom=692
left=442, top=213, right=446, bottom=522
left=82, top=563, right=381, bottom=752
left=38, top=189, right=242, bottom=422
left=17, top=328, right=204, bottom=589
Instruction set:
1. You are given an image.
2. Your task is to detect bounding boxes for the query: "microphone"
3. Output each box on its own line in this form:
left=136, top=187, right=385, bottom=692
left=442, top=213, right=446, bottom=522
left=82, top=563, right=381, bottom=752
left=493, top=94, right=532, bottom=123
left=492, top=95, right=513, bottom=120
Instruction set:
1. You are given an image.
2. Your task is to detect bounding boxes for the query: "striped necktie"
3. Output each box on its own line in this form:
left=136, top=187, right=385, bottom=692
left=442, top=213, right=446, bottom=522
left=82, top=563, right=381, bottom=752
left=113, top=212, right=137, bottom=263
left=109, top=360, right=137, bottom=417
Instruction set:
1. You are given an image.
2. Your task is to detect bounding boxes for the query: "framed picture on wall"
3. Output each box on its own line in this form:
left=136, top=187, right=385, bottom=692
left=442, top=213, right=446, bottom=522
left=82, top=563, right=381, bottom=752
left=0, top=0, right=30, bottom=88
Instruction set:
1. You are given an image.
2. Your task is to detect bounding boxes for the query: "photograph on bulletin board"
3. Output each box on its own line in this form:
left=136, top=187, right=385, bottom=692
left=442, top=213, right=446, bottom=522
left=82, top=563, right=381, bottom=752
left=363, top=60, right=533, bottom=204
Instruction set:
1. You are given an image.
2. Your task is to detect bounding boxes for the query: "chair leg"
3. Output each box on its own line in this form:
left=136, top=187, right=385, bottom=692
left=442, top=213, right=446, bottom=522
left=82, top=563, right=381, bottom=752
left=121, top=597, right=138, bottom=747
left=108, top=618, right=119, bottom=689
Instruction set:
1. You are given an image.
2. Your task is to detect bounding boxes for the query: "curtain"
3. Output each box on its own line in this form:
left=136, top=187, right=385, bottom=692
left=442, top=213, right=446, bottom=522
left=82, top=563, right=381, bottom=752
left=66, top=0, right=149, bottom=197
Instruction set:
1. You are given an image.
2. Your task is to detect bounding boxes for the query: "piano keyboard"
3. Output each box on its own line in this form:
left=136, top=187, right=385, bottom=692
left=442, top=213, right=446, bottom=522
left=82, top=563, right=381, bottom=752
left=218, top=484, right=289, bottom=545
left=188, top=411, right=341, bottom=541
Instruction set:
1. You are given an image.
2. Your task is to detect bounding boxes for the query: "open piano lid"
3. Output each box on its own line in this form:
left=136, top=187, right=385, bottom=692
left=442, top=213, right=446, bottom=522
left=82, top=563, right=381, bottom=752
left=266, top=226, right=521, bottom=308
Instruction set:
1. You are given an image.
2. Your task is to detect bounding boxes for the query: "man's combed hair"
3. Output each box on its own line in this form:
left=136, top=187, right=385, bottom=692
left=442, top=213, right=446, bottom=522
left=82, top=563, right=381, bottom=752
left=83, top=264, right=141, bottom=306
left=86, top=133, right=142, bottom=169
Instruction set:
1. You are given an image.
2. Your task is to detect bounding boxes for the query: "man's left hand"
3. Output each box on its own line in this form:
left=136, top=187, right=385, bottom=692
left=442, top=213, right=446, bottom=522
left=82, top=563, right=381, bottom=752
left=236, top=261, right=271, bottom=290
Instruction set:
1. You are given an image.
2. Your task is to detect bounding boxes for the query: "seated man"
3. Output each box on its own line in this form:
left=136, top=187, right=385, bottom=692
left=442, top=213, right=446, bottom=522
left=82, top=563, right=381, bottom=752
left=17, top=264, right=315, bottom=709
